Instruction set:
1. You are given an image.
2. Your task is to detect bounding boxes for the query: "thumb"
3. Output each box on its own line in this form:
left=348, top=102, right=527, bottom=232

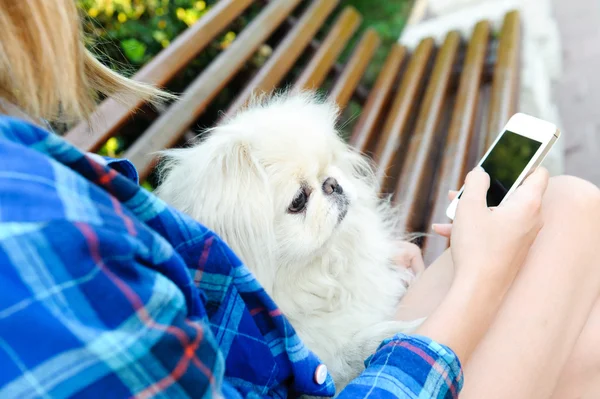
left=504, top=167, right=549, bottom=210
left=520, top=167, right=550, bottom=198
left=459, top=167, right=490, bottom=211
left=432, top=223, right=452, bottom=238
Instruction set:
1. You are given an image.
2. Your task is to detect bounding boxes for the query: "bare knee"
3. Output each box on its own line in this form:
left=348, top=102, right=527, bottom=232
left=540, top=175, right=600, bottom=280
left=543, top=175, right=600, bottom=219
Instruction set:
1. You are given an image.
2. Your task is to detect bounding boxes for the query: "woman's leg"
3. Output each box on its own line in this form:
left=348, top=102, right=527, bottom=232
left=395, top=249, right=454, bottom=320
left=396, top=175, right=600, bottom=398
left=551, top=299, right=600, bottom=398
left=461, top=175, right=600, bottom=398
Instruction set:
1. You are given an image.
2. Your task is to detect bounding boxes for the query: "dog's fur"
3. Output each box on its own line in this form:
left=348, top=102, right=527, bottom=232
left=156, top=93, right=422, bottom=391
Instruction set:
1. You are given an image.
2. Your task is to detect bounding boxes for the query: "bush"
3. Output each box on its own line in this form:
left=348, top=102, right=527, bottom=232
left=78, top=0, right=220, bottom=75
left=77, top=0, right=261, bottom=161
left=78, top=0, right=263, bottom=98
left=343, top=0, right=413, bottom=85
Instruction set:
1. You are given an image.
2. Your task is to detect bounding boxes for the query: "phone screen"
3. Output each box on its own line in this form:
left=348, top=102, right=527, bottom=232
left=466, top=131, right=542, bottom=207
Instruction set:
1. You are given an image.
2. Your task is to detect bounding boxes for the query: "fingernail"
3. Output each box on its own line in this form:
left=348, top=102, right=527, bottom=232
left=431, top=224, right=439, bottom=231
left=475, top=166, right=484, bottom=172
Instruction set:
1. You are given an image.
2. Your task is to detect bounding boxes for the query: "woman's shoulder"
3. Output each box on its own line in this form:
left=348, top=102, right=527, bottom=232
left=0, top=119, right=119, bottom=227
left=0, top=115, right=50, bottom=145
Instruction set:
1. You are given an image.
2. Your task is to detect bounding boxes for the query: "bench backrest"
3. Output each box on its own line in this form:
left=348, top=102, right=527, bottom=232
left=66, top=1, right=521, bottom=261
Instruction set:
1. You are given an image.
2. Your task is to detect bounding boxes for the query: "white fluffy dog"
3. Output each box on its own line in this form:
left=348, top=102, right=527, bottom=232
left=156, top=93, right=422, bottom=392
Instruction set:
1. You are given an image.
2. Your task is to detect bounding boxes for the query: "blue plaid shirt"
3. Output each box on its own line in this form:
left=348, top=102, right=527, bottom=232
left=0, top=116, right=463, bottom=398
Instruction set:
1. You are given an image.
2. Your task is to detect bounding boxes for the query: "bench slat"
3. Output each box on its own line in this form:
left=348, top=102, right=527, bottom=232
left=293, top=7, right=362, bottom=91
left=125, top=0, right=302, bottom=179
left=329, top=28, right=380, bottom=110
left=484, top=10, right=521, bottom=150
left=372, top=38, right=435, bottom=189
left=422, top=21, right=491, bottom=264
left=393, top=31, right=461, bottom=232
left=64, top=0, right=254, bottom=152
left=350, top=44, right=405, bottom=153
left=226, top=0, right=339, bottom=117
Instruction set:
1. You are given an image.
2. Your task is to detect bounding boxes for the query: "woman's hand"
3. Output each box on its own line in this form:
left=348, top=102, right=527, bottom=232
left=436, top=167, right=549, bottom=299
left=415, top=167, right=549, bottom=363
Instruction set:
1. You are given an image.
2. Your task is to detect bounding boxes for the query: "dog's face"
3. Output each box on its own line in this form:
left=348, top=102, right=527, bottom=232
left=254, top=116, right=360, bottom=264
left=157, top=94, right=376, bottom=290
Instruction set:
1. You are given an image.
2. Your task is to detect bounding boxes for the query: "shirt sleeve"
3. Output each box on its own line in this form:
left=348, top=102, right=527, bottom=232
left=0, top=220, right=265, bottom=399
left=85, top=153, right=140, bottom=184
left=337, top=334, right=464, bottom=399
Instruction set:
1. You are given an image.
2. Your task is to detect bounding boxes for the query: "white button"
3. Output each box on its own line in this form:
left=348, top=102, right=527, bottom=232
left=314, top=364, right=328, bottom=385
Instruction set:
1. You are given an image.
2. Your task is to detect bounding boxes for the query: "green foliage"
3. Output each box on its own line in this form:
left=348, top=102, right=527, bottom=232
left=77, top=0, right=260, bottom=162
left=141, top=181, right=155, bottom=191
left=347, top=0, right=413, bottom=46
left=77, top=0, right=220, bottom=75
left=343, top=0, right=414, bottom=85
left=120, top=38, right=147, bottom=63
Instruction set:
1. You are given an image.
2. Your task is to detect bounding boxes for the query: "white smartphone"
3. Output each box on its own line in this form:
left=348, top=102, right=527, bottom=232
left=446, top=113, right=561, bottom=220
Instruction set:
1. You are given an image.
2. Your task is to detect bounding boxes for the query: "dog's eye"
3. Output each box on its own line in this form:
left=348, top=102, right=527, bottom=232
left=288, top=190, right=308, bottom=213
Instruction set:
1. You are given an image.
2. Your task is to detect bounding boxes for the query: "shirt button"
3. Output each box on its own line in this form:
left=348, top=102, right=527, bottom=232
left=314, top=364, right=328, bottom=385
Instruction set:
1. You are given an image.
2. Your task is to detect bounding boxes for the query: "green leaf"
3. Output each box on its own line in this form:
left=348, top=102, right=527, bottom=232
left=120, top=38, right=147, bottom=63
left=153, top=30, right=168, bottom=43
left=141, top=181, right=154, bottom=192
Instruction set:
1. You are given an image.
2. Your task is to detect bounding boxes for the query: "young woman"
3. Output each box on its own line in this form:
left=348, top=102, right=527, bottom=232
left=1, top=1, right=598, bottom=398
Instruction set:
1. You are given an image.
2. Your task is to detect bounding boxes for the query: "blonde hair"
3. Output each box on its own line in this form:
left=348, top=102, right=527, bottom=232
left=0, top=0, right=170, bottom=123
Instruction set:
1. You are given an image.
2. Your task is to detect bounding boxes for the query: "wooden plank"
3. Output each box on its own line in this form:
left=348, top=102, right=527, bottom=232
left=406, top=0, right=429, bottom=26
left=393, top=31, right=461, bottom=232
left=64, top=0, right=254, bottom=152
left=225, top=0, right=339, bottom=117
left=484, top=10, right=521, bottom=150
left=371, top=38, right=435, bottom=187
left=422, top=21, right=491, bottom=264
left=349, top=44, right=406, bottom=153
left=293, top=7, right=362, bottom=91
left=125, top=0, right=302, bottom=180
left=328, top=28, right=380, bottom=110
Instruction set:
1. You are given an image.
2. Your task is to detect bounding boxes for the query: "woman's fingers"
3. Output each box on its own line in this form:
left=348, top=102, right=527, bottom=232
left=522, top=167, right=550, bottom=197
left=410, top=253, right=426, bottom=276
left=394, top=242, right=426, bottom=276
left=459, top=167, right=490, bottom=212
left=504, top=167, right=549, bottom=211
left=432, top=223, right=452, bottom=238
left=448, top=190, right=459, bottom=201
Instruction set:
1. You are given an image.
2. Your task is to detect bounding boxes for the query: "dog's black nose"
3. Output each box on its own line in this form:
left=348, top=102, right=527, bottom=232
left=322, top=177, right=343, bottom=195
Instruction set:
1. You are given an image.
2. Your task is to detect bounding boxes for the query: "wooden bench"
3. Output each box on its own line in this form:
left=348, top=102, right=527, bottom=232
left=65, top=0, right=521, bottom=264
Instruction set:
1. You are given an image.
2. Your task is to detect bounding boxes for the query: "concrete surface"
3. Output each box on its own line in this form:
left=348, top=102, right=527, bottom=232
left=551, top=0, right=600, bottom=186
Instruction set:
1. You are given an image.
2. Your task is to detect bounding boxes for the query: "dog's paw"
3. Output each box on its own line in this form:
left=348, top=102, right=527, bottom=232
left=394, top=241, right=425, bottom=277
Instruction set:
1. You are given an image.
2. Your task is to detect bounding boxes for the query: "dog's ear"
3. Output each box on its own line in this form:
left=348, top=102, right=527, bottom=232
left=157, top=130, right=277, bottom=292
